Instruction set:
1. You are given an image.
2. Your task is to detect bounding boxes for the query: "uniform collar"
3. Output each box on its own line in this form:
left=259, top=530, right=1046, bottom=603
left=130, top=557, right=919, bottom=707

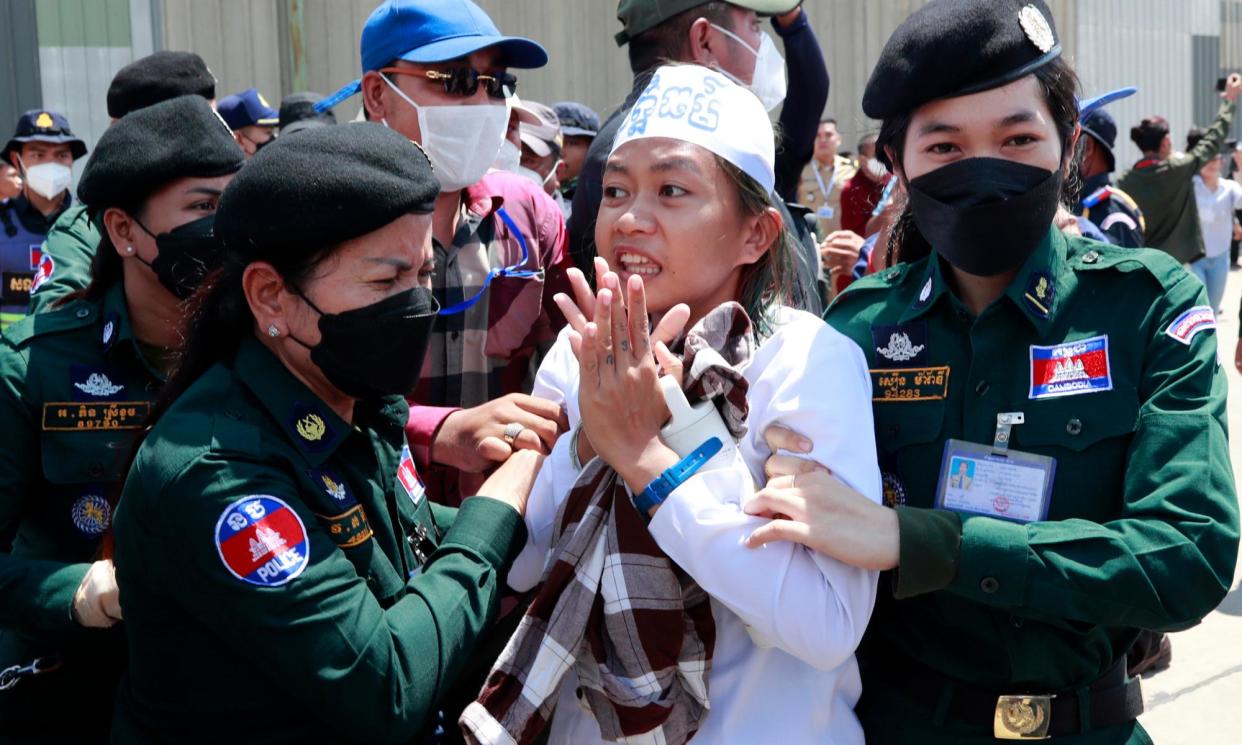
left=234, top=336, right=351, bottom=465
left=12, top=192, right=70, bottom=234
left=1082, top=171, right=1111, bottom=195
left=899, top=227, right=1071, bottom=337
left=1002, top=227, right=1074, bottom=337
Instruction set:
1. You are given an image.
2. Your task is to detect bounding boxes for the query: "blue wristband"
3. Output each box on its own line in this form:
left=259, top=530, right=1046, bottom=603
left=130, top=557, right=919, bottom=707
left=633, top=437, right=724, bottom=514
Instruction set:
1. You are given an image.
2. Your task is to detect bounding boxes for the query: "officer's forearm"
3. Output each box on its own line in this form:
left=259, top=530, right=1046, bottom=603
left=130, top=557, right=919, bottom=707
left=0, top=556, right=90, bottom=632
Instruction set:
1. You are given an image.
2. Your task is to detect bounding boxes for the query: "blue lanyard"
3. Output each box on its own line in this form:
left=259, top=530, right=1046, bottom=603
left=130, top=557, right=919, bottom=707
left=439, top=207, right=541, bottom=315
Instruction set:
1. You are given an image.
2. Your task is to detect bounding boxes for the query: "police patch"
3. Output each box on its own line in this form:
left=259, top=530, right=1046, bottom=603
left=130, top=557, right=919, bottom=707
left=308, top=467, right=354, bottom=506
left=288, top=402, right=335, bottom=453
left=397, top=445, right=424, bottom=506
left=215, top=495, right=309, bottom=587
left=1165, top=306, right=1216, bottom=346
left=71, top=494, right=111, bottom=537
left=30, top=252, right=54, bottom=294
left=71, top=365, right=125, bottom=401
left=1029, top=335, right=1112, bottom=400
left=872, top=322, right=929, bottom=368
left=881, top=472, right=907, bottom=507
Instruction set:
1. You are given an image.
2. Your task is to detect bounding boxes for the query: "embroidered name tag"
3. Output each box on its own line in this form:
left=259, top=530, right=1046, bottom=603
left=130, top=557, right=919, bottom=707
left=1165, top=306, right=1216, bottom=345
left=315, top=504, right=374, bottom=549
left=42, top=401, right=150, bottom=431
left=870, top=366, right=951, bottom=402
left=1029, top=335, right=1112, bottom=400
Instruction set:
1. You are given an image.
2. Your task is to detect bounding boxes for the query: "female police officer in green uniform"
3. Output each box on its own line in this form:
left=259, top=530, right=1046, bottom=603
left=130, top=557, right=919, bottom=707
left=0, top=95, right=243, bottom=743
left=111, top=121, right=538, bottom=743
left=742, top=1, right=1239, bottom=743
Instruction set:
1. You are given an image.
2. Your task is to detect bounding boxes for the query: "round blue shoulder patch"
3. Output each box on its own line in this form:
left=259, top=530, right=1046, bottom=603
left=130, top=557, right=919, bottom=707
left=214, top=495, right=310, bottom=587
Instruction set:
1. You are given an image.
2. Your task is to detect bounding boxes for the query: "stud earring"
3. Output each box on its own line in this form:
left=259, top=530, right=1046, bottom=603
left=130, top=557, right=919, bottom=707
left=124, top=246, right=134, bottom=254
left=267, top=324, right=280, bottom=338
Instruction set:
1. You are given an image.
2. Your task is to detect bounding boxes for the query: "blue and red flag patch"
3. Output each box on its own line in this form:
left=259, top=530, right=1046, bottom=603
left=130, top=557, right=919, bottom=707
left=1029, top=335, right=1113, bottom=400
left=30, top=252, right=54, bottom=294
left=214, top=495, right=309, bottom=587
left=1165, top=306, right=1216, bottom=346
left=397, top=444, right=424, bottom=506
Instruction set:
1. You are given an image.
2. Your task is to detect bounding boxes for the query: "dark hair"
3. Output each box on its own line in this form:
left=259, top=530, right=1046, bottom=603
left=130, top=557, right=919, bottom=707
left=1186, top=126, right=1207, bottom=152
left=716, top=157, right=795, bottom=335
left=878, top=57, right=1081, bottom=266
left=627, top=2, right=731, bottom=76
left=857, top=132, right=878, bottom=152
left=819, top=117, right=838, bottom=127
left=1130, top=116, right=1169, bottom=153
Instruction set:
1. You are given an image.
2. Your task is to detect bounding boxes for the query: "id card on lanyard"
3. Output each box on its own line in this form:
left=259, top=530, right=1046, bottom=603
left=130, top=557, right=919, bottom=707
left=934, top=413, right=1056, bottom=523
left=813, top=162, right=836, bottom=220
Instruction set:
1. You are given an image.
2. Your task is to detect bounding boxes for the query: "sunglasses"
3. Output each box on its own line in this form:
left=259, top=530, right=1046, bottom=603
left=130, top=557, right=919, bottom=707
left=380, top=67, right=517, bottom=100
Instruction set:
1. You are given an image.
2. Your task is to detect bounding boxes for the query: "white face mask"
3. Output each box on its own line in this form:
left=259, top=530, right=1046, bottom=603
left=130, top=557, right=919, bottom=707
left=492, top=139, right=522, bottom=174
left=381, top=74, right=509, bottom=192
left=710, top=24, right=787, bottom=112
left=19, top=156, right=72, bottom=200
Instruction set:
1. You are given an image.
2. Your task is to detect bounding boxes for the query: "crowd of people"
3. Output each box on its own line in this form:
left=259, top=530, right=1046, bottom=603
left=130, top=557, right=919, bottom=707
left=0, top=0, right=1237, bottom=743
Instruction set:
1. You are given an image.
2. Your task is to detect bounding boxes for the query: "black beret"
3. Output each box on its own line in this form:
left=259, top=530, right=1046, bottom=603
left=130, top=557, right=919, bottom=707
left=278, top=92, right=337, bottom=130
left=215, top=122, right=438, bottom=262
left=107, top=51, right=217, bottom=119
left=78, top=95, right=244, bottom=211
left=862, top=0, right=1061, bottom=121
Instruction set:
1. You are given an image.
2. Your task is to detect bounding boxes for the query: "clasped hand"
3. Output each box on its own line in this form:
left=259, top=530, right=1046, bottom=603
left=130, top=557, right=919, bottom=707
left=552, top=258, right=690, bottom=493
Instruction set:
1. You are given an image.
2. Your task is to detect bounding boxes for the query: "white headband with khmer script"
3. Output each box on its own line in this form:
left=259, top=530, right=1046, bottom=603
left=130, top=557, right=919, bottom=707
left=611, top=64, right=776, bottom=195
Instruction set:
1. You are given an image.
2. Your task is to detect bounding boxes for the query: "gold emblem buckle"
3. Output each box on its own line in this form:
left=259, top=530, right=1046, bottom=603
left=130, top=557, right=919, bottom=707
left=993, top=694, right=1053, bottom=739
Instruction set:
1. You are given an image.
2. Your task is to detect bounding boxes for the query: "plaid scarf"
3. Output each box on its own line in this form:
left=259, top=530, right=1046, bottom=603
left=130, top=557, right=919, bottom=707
left=460, top=302, right=756, bottom=745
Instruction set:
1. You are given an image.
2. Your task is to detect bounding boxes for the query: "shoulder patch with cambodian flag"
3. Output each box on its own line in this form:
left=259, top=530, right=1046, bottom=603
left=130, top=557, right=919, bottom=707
left=1029, top=335, right=1113, bottom=400
left=1165, top=306, right=1216, bottom=345
left=30, top=252, right=54, bottom=294
left=396, top=444, right=424, bottom=506
left=215, top=495, right=309, bottom=587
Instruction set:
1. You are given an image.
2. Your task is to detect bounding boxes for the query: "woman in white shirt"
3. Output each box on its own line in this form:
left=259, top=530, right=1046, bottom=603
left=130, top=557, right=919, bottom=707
left=1190, top=151, right=1242, bottom=312
left=502, top=65, right=881, bottom=745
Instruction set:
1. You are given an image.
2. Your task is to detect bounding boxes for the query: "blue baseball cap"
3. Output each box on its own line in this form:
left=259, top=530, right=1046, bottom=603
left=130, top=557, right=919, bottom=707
left=318, top=0, right=547, bottom=113
left=217, top=88, right=279, bottom=130
left=1078, top=87, right=1136, bottom=172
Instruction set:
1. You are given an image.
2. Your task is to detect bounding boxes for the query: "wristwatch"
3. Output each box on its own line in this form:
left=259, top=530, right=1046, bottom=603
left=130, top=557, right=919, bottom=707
left=633, top=437, right=723, bottom=515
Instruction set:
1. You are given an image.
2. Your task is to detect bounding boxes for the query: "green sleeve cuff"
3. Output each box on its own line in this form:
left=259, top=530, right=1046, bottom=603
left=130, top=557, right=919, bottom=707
left=947, top=515, right=1029, bottom=606
left=32, top=562, right=90, bottom=632
left=439, top=496, right=527, bottom=569
left=893, top=506, right=962, bottom=598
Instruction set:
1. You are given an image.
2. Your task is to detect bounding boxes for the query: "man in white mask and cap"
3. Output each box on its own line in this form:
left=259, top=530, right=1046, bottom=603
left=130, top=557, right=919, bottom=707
left=0, top=109, right=86, bottom=330
left=319, top=0, right=576, bottom=514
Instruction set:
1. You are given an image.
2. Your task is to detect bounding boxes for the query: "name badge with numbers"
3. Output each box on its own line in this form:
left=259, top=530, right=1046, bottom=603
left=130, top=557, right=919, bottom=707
left=42, top=401, right=150, bottom=431
left=870, top=366, right=950, bottom=402
left=935, top=439, right=1056, bottom=524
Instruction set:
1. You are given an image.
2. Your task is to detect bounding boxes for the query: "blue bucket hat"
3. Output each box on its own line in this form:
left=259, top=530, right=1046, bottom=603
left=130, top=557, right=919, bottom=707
left=317, top=0, right=548, bottom=113
left=3, top=109, right=87, bottom=163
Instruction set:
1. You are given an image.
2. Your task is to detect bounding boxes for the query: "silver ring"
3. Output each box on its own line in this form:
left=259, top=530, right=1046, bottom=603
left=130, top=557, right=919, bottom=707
left=503, top=422, right=525, bottom=445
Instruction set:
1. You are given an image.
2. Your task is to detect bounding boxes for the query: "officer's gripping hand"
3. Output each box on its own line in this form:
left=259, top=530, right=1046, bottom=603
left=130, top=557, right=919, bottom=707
left=477, top=449, right=545, bottom=517
left=744, top=469, right=901, bottom=571
left=72, top=559, right=122, bottom=628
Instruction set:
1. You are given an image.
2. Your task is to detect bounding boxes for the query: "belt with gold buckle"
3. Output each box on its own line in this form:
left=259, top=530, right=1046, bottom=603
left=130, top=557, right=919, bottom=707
left=994, top=694, right=1054, bottom=740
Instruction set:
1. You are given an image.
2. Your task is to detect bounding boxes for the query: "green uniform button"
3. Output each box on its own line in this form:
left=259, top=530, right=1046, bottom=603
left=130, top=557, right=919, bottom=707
left=1066, top=418, right=1083, bottom=436
left=75, top=308, right=90, bottom=319
left=1082, top=250, right=1099, bottom=264
left=980, top=576, right=1000, bottom=593
left=885, top=268, right=900, bottom=282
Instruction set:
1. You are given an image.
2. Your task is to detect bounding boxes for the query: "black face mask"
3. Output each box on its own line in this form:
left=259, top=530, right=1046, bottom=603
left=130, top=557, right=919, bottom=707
left=290, top=286, right=439, bottom=400
left=135, top=214, right=223, bottom=299
left=906, top=157, right=1062, bottom=276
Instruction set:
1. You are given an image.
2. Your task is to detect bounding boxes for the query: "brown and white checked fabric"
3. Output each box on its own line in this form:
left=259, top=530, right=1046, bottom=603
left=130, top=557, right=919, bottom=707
left=460, top=303, right=756, bottom=745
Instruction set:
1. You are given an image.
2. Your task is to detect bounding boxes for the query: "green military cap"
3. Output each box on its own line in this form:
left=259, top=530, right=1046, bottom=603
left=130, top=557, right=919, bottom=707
left=615, top=0, right=801, bottom=46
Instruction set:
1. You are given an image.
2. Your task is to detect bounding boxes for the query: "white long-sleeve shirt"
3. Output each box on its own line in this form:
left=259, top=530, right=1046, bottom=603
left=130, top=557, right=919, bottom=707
left=508, top=307, right=881, bottom=745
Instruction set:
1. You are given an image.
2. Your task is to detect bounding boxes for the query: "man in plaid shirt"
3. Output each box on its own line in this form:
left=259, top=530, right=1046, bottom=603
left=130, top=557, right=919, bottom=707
left=322, top=0, right=573, bottom=504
